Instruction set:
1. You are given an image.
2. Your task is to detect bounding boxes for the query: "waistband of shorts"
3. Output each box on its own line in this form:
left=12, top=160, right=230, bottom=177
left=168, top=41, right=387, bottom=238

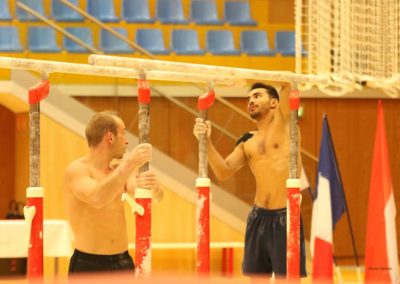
left=73, top=249, right=130, bottom=261
left=252, top=205, right=286, bottom=216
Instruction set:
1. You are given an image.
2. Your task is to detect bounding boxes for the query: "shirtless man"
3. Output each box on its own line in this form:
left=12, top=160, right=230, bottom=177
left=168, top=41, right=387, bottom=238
left=64, top=111, right=162, bottom=274
left=193, top=82, right=306, bottom=277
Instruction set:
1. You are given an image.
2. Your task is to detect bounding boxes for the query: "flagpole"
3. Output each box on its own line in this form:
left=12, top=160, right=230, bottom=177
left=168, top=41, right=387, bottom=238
left=325, top=115, right=361, bottom=281
left=333, top=256, right=344, bottom=284
left=339, top=191, right=362, bottom=282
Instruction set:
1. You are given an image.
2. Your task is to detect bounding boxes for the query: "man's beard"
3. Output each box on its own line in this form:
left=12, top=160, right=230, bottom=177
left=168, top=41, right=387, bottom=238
left=249, top=111, right=261, bottom=119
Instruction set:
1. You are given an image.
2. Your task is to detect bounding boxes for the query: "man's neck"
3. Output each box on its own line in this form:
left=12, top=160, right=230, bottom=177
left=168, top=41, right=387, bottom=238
left=87, top=147, right=113, bottom=172
left=256, top=111, right=275, bottom=131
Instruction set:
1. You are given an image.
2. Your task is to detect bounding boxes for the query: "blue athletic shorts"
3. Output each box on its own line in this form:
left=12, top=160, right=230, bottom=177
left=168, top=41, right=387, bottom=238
left=68, top=249, right=134, bottom=274
left=242, top=206, right=307, bottom=277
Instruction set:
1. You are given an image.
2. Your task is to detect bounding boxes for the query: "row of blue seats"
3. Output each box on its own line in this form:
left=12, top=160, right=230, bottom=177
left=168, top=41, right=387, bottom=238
left=0, top=25, right=299, bottom=55
left=2, top=0, right=257, bottom=26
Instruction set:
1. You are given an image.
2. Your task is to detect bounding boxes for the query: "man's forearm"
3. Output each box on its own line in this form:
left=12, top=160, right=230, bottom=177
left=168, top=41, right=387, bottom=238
left=207, top=140, right=234, bottom=181
left=90, top=160, right=137, bottom=208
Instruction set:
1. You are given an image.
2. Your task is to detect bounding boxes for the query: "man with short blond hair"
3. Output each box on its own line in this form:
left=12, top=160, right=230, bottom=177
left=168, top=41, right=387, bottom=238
left=64, top=111, right=162, bottom=274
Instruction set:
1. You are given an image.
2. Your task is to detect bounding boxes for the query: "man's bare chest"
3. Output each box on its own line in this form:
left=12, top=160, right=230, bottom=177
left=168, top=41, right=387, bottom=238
left=244, top=133, right=289, bottom=160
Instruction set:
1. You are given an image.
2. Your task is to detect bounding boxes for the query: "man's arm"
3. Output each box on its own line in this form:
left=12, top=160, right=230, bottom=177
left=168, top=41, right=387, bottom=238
left=207, top=140, right=246, bottom=181
left=277, top=82, right=292, bottom=120
left=194, top=118, right=246, bottom=181
left=64, top=162, right=130, bottom=209
left=64, top=143, right=152, bottom=209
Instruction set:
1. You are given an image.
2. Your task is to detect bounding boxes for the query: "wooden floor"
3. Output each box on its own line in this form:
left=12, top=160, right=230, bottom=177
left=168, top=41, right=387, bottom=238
left=0, top=266, right=374, bottom=284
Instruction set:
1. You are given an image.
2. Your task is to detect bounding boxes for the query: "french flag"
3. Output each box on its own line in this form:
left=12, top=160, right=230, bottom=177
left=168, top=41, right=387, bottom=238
left=364, top=101, right=399, bottom=283
left=310, top=115, right=346, bottom=281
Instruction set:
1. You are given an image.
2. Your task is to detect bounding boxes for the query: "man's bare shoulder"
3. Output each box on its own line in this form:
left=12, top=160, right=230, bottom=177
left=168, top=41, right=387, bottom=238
left=65, top=157, right=90, bottom=177
left=236, top=131, right=257, bottom=146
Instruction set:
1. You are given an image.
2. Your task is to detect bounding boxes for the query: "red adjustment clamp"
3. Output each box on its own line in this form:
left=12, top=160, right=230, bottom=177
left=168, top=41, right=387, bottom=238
left=28, top=80, right=49, bottom=105
left=197, top=90, right=215, bottom=111
left=289, top=89, right=300, bottom=110
left=138, top=79, right=151, bottom=104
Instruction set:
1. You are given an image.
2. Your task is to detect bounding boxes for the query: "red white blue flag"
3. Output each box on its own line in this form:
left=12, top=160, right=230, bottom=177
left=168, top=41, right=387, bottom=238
left=311, top=115, right=346, bottom=281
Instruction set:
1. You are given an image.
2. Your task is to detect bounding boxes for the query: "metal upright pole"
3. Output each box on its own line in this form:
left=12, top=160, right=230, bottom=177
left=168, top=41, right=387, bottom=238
left=135, top=73, right=152, bottom=276
left=24, top=78, right=49, bottom=279
left=286, top=86, right=301, bottom=280
left=196, top=86, right=215, bottom=276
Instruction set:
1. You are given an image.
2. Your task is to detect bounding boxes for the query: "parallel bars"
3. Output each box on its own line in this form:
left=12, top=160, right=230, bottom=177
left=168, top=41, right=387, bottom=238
left=0, top=55, right=327, bottom=280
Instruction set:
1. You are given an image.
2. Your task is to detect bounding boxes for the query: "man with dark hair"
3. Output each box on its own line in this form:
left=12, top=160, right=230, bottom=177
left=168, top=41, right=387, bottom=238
left=249, top=82, right=280, bottom=102
left=64, top=111, right=163, bottom=274
left=193, top=82, right=306, bottom=278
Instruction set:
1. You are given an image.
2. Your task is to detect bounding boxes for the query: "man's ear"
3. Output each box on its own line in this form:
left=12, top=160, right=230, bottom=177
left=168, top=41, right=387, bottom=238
left=106, top=132, right=114, bottom=143
left=270, top=98, right=279, bottom=109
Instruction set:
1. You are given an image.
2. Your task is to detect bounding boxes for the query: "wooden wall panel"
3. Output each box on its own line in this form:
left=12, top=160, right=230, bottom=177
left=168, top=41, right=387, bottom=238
left=15, top=113, right=29, bottom=203
left=0, top=105, right=15, bottom=219
left=166, top=98, right=195, bottom=169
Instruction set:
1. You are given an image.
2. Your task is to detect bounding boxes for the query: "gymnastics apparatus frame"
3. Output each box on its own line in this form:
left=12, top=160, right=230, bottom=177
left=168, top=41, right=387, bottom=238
left=0, top=55, right=327, bottom=280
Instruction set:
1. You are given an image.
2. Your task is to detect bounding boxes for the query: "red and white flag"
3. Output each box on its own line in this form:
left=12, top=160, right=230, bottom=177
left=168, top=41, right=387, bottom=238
left=365, top=100, right=399, bottom=283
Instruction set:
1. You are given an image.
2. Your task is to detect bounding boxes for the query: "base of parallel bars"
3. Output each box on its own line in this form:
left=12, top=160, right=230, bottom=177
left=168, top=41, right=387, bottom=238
left=196, top=177, right=210, bottom=275
left=286, top=179, right=301, bottom=280
left=135, top=187, right=152, bottom=276
left=25, top=186, right=44, bottom=279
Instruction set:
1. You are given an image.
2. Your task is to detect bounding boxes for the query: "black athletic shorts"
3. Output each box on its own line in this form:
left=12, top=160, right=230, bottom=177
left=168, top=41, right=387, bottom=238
left=68, top=249, right=135, bottom=274
left=242, top=206, right=307, bottom=277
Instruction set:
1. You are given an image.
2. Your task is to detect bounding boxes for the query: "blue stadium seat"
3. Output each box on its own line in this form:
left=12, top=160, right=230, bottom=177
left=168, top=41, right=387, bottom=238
left=275, top=31, right=308, bottom=56
left=0, top=26, right=23, bottom=51
left=275, top=31, right=295, bottom=56
left=206, top=30, right=240, bottom=55
left=28, top=26, right=60, bottom=52
left=240, top=30, right=275, bottom=56
left=190, top=0, right=223, bottom=25
left=64, top=27, right=93, bottom=53
left=156, top=0, right=188, bottom=24
left=52, top=0, right=83, bottom=21
left=88, top=0, right=119, bottom=22
left=122, top=0, right=154, bottom=23
left=17, top=0, right=45, bottom=21
left=136, top=28, right=169, bottom=54
left=100, top=28, right=133, bottom=53
left=0, top=0, right=12, bottom=21
left=171, top=29, right=204, bottom=55
left=224, top=1, right=256, bottom=26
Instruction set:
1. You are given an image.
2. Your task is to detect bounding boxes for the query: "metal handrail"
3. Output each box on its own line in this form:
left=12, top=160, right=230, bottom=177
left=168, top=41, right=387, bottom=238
left=17, top=2, right=101, bottom=54
left=59, top=0, right=154, bottom=57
